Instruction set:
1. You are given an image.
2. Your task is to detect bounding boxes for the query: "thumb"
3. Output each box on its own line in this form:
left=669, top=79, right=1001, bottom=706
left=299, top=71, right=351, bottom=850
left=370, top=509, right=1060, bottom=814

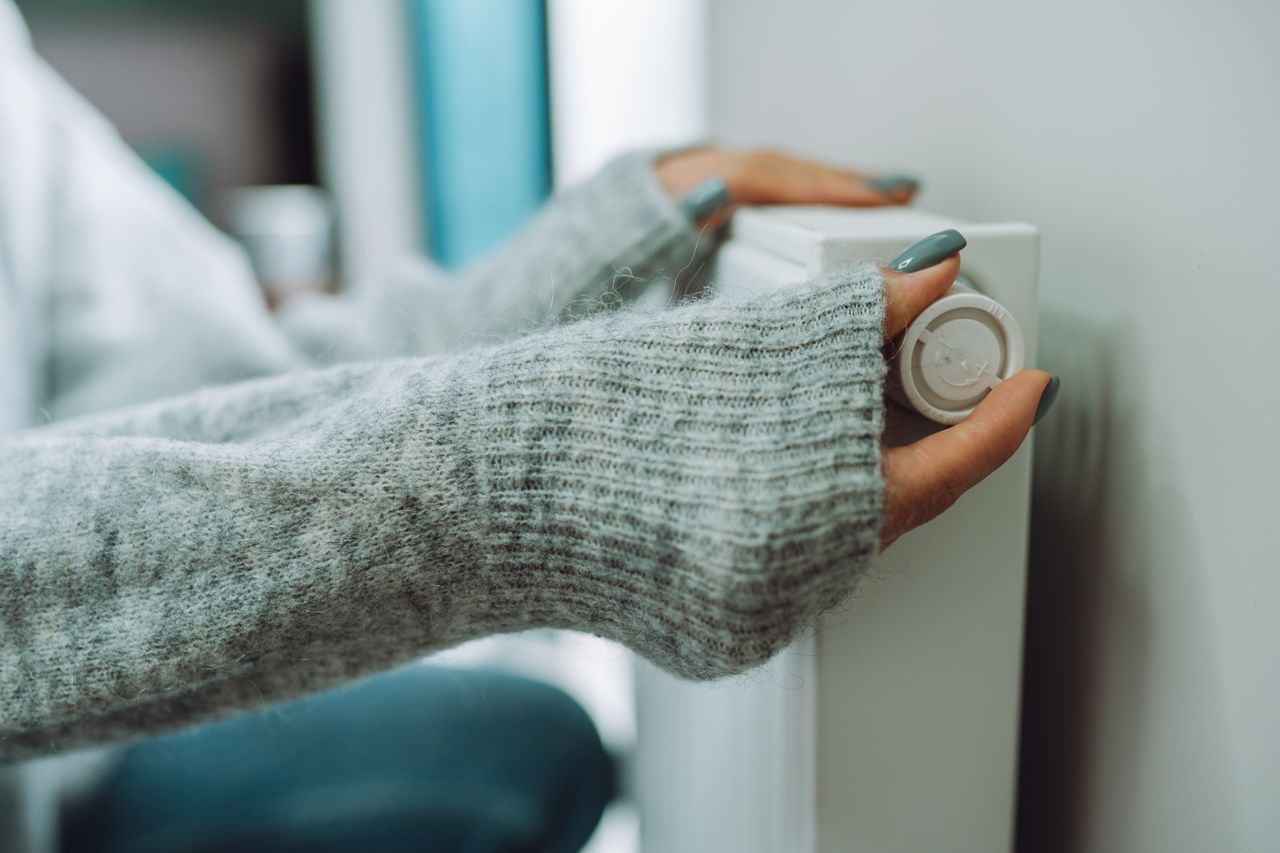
left=881, top=370, right=1054, bottom=548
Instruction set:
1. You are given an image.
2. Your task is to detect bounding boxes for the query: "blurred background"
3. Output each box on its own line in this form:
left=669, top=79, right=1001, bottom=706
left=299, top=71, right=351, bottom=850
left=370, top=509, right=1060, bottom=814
left=14, top=0, right=707, bottom=301
left=14, top=0, right=1279, bottom=851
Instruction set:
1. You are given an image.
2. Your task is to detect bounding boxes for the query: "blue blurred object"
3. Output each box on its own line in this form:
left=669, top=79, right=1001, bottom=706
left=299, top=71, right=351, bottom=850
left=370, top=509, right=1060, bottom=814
left=409, top=0, right=552, bottom=269
left=61, top=666, right=616, bottom=853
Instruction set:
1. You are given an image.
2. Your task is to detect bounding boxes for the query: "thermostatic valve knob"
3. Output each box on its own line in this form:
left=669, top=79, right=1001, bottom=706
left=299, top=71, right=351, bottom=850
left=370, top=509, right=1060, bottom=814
left=888, top=277, right=1025, bottom=425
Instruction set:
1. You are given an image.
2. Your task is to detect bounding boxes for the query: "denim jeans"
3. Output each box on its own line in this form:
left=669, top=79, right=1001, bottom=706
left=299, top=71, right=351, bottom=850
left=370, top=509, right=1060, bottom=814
left=61, top=665, right=616, bottom=853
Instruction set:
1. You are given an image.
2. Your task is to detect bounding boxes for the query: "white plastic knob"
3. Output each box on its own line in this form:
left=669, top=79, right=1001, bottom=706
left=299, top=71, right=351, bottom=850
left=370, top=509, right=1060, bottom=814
left=888, top=277, right=1025, bottom=425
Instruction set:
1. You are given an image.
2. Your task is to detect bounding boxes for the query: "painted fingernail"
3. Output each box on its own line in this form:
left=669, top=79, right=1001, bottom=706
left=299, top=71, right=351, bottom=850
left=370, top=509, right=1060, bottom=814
left=866, top=174, right=921, bottom=195
left=1033, top=375, right=1061, bottom=425
left=889, top=229, right=967, bottom=273
left=679, top=175, right=731, bottom=221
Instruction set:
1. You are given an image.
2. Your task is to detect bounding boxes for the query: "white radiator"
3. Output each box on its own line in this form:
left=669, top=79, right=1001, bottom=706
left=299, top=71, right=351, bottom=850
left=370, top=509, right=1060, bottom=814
left=634, top=205, right=1040, bottom=853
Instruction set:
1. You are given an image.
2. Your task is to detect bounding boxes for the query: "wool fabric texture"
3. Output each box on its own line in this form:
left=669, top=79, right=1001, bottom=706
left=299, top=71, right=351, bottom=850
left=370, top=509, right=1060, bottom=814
left=1, top=260, right=887, bottom=763
left=0, top=14, right=888, bottom=849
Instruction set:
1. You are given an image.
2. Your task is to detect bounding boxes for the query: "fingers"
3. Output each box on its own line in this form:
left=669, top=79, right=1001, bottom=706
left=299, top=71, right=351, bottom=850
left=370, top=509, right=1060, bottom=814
left=882, top=255, right=959, bottom=342
left=881, top=370, right=1052, bottom=548
left=777, top=162, right=897, bottom=207
left=729, top=150, right=915, bottom=208
left=655, top=147, right=920, bottom=212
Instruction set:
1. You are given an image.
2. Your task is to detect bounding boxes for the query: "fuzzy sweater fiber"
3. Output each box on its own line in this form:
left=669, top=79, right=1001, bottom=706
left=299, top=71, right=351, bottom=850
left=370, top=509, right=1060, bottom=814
left=2, top=264, right=886, bottom=761
left=0, top=0, right=886, bottom=846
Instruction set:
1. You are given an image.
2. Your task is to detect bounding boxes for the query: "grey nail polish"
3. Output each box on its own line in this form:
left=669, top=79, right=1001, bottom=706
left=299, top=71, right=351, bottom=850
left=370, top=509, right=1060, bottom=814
left=889, top=229, right=967, bottom=272
left=1033, top=375, right=1061, bottom=425
left=679, top=175, right=731, bottom=222
left=866, top=174, right=921, bottom=195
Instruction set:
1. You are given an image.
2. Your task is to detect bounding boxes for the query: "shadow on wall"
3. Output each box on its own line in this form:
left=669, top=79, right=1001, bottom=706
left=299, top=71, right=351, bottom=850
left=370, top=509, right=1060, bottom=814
left=1016, top=307, right=1235, bottom=851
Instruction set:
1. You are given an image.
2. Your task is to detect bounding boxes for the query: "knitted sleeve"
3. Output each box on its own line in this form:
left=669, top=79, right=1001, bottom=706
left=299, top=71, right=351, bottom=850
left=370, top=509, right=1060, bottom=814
left=0, top=263, right=885, bottom=761
left=278, top=150, right=712, bottom=362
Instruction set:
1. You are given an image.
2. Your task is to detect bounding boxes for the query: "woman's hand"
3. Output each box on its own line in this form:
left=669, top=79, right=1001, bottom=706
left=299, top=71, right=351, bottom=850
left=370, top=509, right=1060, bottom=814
left=659, top=149, right=1052, bottom=548
left=655, top=146, right=918, bottom=209
left=880, top=256, right=1055, bottom=549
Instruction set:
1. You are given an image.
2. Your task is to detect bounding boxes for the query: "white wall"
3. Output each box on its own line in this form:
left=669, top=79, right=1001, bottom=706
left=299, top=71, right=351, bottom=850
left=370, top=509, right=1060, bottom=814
left=706, top=1, right=1279, bottom=850
left=546, top=0, right=708, bottom=188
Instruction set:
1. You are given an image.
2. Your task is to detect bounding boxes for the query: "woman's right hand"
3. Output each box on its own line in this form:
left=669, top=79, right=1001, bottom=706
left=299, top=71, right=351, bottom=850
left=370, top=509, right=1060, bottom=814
left=878, top=255, right=1056, bottom=550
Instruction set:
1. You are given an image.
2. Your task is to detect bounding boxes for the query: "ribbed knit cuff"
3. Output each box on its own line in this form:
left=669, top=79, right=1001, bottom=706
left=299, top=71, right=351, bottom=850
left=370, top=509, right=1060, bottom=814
left=470, top=262, right=887, bottom=679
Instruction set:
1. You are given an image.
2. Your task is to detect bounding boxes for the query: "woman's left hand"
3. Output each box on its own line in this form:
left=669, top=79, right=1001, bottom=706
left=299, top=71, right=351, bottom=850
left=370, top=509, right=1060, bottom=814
left=655, top=146, right=917, bottom=210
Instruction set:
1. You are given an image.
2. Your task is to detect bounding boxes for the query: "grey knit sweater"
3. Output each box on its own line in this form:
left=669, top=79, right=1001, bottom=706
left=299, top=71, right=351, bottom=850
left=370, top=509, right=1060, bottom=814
left=0, top=5, right=886, bottom=845
left=2, top=259, right=887, bottom=761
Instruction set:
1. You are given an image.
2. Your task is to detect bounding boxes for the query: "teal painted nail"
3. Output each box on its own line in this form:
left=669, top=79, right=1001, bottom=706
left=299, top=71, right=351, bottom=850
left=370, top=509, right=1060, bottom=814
left=889, top=229, right=967, bottom=273
left=679, top=176, right=731, bottom=222
left=866, top=174, right=921, bottom=195
left=1033, top=375, right=1061, bottom=425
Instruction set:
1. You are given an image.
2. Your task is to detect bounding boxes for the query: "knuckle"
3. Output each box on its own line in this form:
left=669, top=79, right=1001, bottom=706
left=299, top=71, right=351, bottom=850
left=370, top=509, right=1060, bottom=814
left=906, top=444, right=964, bottom=526
left=928, top=466, right=965, bottom=519
left=970, top=414, right=1024, bottom=469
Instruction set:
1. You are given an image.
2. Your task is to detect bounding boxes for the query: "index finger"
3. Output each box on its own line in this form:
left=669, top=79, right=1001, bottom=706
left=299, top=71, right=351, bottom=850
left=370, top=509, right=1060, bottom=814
left=882, top=256, right=960, bottom=342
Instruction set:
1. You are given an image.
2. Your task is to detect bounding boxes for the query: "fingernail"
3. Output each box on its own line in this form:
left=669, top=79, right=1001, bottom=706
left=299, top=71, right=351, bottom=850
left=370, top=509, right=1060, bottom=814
left=866, top=174, right=921, bottom=195
left=1033, top=375, right=1061, bottom=425
left=679, top=175, right=731, bottom=221
left=889, top=229, right=966, bottom=273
